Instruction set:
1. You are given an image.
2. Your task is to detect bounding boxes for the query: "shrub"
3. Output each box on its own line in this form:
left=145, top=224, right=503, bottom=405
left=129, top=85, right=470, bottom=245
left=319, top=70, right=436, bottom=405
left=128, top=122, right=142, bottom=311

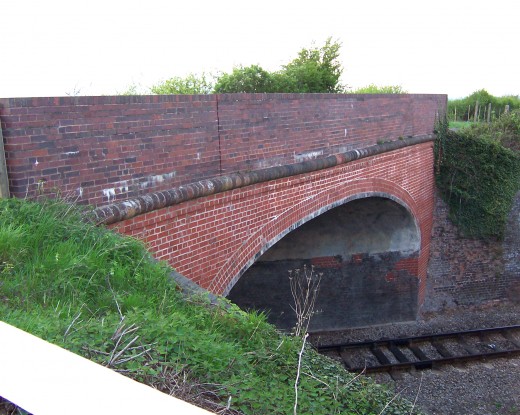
left=448, top=90, right=520, bottom=122
left=350, top=84, right=407, bottom=94
left=214, top=65, right=277, bottom=93
left=435, top=115, right=520, bottom=238
left=151, top=73, right=215, bottom=95
left=463, top=110, right=520, bottom=152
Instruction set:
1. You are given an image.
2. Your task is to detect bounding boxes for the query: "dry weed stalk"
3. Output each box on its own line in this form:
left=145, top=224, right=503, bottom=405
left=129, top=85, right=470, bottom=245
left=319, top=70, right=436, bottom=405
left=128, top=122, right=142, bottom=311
left=288, top=265, right=322, bottom=337
left=289, top=265, right=322, bottom=415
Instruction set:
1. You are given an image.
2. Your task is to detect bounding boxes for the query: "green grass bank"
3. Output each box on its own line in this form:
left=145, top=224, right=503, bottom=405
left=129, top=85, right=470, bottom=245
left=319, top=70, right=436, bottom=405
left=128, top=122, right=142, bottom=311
left=0, top=197, right=420, bottom=415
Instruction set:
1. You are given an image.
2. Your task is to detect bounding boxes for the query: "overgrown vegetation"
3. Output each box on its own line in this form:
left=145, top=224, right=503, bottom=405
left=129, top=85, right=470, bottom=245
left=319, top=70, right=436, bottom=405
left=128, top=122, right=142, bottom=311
left=135, top=38, right=407, bottom=96
left=0, top=198, right=420, bottom=415
left=448, top=89, right=520, bottom=122
left=435, top=110, right=520, bottom=239
left=150, top=72, right=215, bottom=95
left=350, top=84, right=407, bottom=94
left=151, top=38, right=345, bottom=94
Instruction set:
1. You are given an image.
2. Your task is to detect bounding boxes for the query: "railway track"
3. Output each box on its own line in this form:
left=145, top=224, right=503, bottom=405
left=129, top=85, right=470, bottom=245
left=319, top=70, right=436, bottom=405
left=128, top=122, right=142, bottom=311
left=313, top=325, right=520, bottom=373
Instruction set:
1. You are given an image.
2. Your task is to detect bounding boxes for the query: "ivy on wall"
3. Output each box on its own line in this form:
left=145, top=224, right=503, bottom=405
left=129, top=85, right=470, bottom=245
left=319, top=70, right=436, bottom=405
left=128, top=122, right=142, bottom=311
left=435, top=118, right=520, bottom=239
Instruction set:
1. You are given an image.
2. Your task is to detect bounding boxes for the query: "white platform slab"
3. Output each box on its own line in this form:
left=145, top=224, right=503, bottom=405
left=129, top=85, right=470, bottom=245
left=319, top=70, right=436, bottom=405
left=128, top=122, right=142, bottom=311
left=0, top=321, right=214, bottom=415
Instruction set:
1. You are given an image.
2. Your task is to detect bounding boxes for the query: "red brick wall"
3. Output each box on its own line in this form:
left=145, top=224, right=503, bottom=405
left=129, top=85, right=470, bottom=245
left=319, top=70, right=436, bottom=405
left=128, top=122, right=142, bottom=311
left=0, top=94, right=445, bottom=207
left=0, top=95, right=219, bottom=207
left=218, top=94, right=443, bottom=171
left=109, top=143, right=435, bottom=299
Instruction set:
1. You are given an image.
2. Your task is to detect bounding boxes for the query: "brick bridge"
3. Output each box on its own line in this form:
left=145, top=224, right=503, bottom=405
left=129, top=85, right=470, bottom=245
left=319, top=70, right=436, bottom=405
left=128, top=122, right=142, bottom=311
left=0, top=93, right=446, bottom=330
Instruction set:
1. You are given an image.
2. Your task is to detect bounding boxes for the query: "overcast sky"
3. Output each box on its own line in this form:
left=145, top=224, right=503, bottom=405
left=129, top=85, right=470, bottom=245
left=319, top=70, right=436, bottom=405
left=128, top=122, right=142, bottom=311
left=1, top=0, right=519, bottom=99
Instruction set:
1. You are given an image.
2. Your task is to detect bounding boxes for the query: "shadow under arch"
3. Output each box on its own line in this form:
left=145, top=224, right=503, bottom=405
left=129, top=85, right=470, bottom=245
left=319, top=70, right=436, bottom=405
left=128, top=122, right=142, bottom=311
left=226, top=191, right=422, bottom=331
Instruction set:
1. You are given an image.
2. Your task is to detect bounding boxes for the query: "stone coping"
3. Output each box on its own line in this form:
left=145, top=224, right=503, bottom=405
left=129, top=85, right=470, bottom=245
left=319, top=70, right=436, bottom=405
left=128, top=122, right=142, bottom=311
left=93, top=135, right=435, bottom=225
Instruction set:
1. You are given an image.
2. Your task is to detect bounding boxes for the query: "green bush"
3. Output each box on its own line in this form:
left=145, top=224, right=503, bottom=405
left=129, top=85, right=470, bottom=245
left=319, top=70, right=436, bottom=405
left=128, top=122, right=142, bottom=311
left=350, top=84, right=407, bottom=94
left=214, top=65, right=278, bottom=93
left=463, top=110, right=520, bottom=152
left=150, top=72, right=215, bottom=95
left=435, top=115, right=520, bottom=238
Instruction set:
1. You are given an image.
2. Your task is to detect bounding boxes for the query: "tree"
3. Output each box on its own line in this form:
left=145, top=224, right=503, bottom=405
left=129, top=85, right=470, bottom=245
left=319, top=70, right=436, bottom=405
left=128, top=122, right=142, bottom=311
left=351, top=84, right=407, bottom=94
left=152, top=38, right=346, bottom=94
left=150, top=72, right=214, bottom=95
left=214, top=38, right=345, bottom=94
left=280, top=37, right=344, bottom=93
left=213, top=65, right=276, bottom=93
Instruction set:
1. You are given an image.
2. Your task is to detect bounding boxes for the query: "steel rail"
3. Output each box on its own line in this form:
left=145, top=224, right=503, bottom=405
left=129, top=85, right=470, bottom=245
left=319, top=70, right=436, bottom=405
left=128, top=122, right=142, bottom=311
left=312, top=325, right=520, bottom=373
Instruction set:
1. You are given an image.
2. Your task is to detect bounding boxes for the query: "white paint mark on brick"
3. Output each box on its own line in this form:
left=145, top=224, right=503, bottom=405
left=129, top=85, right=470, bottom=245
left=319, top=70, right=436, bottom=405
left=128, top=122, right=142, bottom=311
left=145, top=172, right=177, bottom=188
left=102, top=188, right=116, bottom=201
left=118, top=181, right=129, bottom=194
left=294, top=150, right=323, bottom=163
left=338, top=145, right=355, bottom=153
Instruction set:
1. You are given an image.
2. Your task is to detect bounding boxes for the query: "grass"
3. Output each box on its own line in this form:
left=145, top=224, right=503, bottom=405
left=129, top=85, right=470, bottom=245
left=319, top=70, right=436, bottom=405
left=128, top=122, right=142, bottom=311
left=0, top=197, right=421, bottom=415
left=449, top=120, right=472, bottom=130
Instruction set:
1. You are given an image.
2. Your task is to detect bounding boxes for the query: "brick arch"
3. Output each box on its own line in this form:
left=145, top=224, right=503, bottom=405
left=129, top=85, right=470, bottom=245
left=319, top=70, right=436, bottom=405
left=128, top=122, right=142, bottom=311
left=216, top=178, right=422, bottom=295
left=109, top=143, right=434, bottom=304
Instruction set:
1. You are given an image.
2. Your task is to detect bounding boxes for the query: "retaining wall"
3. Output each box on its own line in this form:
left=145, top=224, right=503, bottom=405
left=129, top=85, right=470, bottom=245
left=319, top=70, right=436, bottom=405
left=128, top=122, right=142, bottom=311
left=425, top=191, right=520, bottom=310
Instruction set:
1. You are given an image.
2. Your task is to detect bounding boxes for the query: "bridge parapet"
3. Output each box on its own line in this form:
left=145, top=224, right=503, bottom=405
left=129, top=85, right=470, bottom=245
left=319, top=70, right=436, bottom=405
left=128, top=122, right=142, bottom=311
left=217, top=94, right=443, bottom=172
left=0, top=94, right=444, bottom=326
left=0, top=94, right=445, bottom=207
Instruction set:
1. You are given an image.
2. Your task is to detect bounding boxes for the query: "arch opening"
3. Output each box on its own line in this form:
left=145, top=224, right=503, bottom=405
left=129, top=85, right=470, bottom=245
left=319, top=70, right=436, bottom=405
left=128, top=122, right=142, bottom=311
left=227, top=196, right=421, bottom=331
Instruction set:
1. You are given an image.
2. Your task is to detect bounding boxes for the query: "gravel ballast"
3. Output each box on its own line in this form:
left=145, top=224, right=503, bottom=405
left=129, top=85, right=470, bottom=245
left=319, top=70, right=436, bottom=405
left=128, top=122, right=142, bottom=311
left=310, top=302, right=520, bottom=415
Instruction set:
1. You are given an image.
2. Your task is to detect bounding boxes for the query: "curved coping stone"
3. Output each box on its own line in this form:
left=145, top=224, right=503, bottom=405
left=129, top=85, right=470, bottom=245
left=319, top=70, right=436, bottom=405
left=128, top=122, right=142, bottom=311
left=93, top=134, right=434, bottom=225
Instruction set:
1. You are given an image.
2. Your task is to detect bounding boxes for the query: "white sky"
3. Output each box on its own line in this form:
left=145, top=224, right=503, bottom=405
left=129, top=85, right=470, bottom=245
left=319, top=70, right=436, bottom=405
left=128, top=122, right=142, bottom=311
left=1, top=0, right=519, bottom=99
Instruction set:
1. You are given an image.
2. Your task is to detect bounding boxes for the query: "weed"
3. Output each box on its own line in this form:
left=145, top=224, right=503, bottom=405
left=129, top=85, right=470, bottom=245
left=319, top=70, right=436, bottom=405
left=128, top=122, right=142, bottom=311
left=289, top=265, right=321, bottom=337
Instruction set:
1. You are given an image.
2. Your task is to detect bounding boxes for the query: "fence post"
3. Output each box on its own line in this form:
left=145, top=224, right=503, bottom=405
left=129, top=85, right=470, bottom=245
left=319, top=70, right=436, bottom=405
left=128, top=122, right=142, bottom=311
left=487, top=103, right=492, bottom=123
left=0, top=122, right=9, bottom=198
left=473, top=101, right=479, bottom=122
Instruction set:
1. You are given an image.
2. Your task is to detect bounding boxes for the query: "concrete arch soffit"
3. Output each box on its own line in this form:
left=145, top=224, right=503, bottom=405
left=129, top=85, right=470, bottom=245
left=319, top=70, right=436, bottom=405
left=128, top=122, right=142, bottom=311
left=219, top=177, right=421, bottom=296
